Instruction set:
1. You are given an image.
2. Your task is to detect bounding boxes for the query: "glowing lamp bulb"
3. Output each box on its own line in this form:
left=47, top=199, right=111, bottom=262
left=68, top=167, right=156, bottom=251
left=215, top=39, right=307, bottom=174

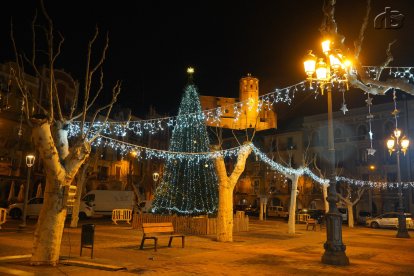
left=394, top=129, right=401, bottom=138
left=387, top=139, right=395, bottom=150
left=322, top=40, right=331, bottom=53
left=304, top=50, right=316, bottom=76
left=315, top=59, right=328, bottom=80
left=401, top=138, right=410, bottom=150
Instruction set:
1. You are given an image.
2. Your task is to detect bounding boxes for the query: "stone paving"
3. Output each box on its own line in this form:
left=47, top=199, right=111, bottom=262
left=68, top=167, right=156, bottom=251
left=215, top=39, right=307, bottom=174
left=0, top=217, right=413, bottom=275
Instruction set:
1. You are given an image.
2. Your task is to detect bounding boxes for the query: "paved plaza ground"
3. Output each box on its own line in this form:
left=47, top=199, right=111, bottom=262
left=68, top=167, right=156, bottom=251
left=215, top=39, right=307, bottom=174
left=0, top=217, right=413, bottom=275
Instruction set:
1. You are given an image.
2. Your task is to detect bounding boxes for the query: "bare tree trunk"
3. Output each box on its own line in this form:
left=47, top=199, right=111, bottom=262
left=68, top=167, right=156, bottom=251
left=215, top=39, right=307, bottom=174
left=323, top=184, right=329, bottom=212
left=214, top=145, right=251, bottom=242
left=347, top=203, right=354, bottom=228
left=31, top=119, right=89, bottom=265
left=70, top=163, right=89, bottom=228
left=288, top=175, right=299, bottom=235
left=259, top=202, right=264, bottom=221
left=217, top=182, right=234, bottom=241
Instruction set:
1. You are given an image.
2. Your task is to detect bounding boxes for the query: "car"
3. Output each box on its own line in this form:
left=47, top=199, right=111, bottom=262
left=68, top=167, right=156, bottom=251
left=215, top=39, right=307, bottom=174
left=338, top=207, right=348, bottom=222
left=8, top=197, right=44, bottom=219
left=8, top=197, right=85, bottom=219
left=357, top=211, right=372, bottom=225
left=267, top=206, right=289, bottom=218
left=366, top=212, right=413, bottom=229
left=244, top=205, right=259, bottom=216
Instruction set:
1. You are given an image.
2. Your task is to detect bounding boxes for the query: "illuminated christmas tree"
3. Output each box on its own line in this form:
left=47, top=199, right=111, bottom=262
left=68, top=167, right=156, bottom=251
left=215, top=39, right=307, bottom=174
left=152, top=69, right=218, bottom=215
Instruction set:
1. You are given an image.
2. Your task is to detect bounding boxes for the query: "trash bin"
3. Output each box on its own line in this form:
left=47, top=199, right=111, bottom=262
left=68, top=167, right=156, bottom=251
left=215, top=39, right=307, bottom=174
left=80, top=224, right=95, bottom=258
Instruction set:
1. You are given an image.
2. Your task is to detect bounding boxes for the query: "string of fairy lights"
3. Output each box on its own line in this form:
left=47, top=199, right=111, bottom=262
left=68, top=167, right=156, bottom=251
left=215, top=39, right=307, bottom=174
left=67, top=66, right=414, bottom=141
left=68, top=65, right=414, bottom=189
left=88, top=133, right=414, bottom=189
left=68, top=81, right=307, bottom=138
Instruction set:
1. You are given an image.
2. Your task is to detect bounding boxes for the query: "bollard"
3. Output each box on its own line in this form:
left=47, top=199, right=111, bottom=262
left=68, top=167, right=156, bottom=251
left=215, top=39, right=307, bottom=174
left=80, top=224, right=95, bottom=258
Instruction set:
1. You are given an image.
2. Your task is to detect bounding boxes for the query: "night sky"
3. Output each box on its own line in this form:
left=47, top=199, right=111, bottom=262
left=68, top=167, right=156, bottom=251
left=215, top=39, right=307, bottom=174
left=1, top=0, right=414, bottom=122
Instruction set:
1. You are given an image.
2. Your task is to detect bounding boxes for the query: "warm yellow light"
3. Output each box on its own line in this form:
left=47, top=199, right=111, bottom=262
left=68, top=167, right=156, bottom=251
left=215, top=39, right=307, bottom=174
left=304, top=50, right=316, bottom=76
left=187, top=67, right=194, bottom=74
left=387, top=139, right=395, bottom=150
left=322, top=40, right=331, bottom=53
left=26, top=154, right=35, bottom=168
left=369, top=165, right=376, bottom=171
left=315, top=58, right=328, bottom=80
left=329, top=54, right=341, bottom=70
left=343, top=59, right=352, bottom=69
left=394, top=129, right=401, bottom=138
left=130, top=151, right=137, bottom=157
left=401, top=138, right=410, bottom=150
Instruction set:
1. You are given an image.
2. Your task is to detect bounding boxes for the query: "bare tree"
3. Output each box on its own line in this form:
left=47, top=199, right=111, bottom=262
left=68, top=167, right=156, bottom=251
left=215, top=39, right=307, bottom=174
left=320, top=0, right=414, bottom=96
left=337, top=183, right=368, bottom=228
left=213, top=143, right=252, bottom=242
left=11, top=0, right=120, bottom=265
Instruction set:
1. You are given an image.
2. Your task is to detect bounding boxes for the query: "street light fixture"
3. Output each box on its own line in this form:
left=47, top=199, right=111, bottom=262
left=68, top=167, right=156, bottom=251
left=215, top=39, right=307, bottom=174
left=152, top=172, right=160, bottom=193
left=20, top=154, right=35, bottom=228
left=304, top=39, right=350, bottom=265
left=386, top=128, right=410, bottom=238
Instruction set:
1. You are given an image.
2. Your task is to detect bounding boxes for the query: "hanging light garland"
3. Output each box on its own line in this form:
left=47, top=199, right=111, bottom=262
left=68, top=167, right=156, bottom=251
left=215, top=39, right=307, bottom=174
left=92, top=135, right=251, bottom=162
left=67, top=66, right=414, bottom=139
left=68, top=81, right=308, bottom=138
left=366, top=92, right=376, bottom=155
left=364, top=66, right=414, bottom=82
left=250, top=144, right=414, bottom=188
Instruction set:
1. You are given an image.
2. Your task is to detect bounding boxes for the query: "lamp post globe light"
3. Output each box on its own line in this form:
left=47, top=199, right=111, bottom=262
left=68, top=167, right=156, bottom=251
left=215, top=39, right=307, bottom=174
left=304, top=39, right=350, bottom=265
left=20, top=154, right=35, bottom=228
left=386, top=129, right=410, bottom=238
left=152, top=172, right=160, bottom=191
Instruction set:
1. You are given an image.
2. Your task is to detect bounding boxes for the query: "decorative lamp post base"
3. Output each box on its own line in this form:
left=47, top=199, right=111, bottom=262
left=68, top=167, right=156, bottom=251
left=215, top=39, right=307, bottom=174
left=396, top=214, right=410, bottom=238
left=396, top=230, right=410, bottom=238
left=321, top=213, right=349, bottom=266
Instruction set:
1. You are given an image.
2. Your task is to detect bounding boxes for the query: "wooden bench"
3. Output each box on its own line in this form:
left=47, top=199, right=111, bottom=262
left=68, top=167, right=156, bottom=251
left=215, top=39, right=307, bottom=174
left=140, top=222, right=185, bottom=252
left=306, top=218, right=317, bottom=231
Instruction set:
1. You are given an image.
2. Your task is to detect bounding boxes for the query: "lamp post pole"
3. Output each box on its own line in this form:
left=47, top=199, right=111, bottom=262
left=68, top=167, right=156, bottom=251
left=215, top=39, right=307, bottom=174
left=395, top=144, right=410, bottom=238
left=304, top=40, right=349, bottom=265
left=20, top=154, right=35, bottom=229
left=321, top=84, right=349, bottom=265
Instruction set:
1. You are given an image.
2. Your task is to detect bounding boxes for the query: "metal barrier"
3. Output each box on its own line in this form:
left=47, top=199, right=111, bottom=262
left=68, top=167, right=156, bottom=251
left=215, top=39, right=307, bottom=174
left=0, top=208, right=6, bottom=229
left=112, top=209, right=132, bottom=224
left=296, top=214, right=311, bottom=223
left=80, top=224, right=95, bottom=258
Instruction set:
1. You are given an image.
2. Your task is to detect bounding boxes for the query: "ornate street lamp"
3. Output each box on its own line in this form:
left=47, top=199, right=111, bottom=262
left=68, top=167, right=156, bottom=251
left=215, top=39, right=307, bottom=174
left=20, top=154, right=35, bottom=228
left=152, top=172, right=160, bottom=189
left=386, top=128, right=410, bottom=238
left=304, top=39, right=350, bottom=265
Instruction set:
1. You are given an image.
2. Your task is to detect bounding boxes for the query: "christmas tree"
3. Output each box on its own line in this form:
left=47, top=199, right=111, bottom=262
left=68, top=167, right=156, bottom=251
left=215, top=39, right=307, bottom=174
left=152, top=70, right=218, bottom=215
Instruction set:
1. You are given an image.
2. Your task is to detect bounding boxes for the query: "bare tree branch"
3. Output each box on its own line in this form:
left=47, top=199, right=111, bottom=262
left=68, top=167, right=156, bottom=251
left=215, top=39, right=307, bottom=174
left=88, top=81, right=122, bottom=142
left=354, top=0, right=371, bottom=60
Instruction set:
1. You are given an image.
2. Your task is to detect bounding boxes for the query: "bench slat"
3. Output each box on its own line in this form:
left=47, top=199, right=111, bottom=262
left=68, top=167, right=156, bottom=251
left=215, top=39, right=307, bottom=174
left=143, top=222, right=173, bottom=227
left=143, top=226, right=174, bottom=234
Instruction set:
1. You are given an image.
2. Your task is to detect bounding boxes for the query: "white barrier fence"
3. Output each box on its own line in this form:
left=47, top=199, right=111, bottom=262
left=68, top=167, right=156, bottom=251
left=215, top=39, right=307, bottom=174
left=112, top=209, right=132, bottom=224
left=0, top=208, right=7, bottom=229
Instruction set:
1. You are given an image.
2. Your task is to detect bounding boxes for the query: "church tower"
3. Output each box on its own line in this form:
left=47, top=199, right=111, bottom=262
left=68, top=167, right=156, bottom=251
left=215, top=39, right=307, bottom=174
left=239, top=74, right=259, bottom=128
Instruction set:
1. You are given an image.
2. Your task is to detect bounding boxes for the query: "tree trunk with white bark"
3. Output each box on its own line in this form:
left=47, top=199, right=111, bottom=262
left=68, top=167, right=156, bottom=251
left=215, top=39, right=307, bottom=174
left=70, top=163, right=89, bottom=228
left=347, top=203, right=354, bottom=228
left=214, top=145, right=251, bottom=242
left=31, top=118, right=89, bottom=265
left=288, top=175, right=299, bottom=235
